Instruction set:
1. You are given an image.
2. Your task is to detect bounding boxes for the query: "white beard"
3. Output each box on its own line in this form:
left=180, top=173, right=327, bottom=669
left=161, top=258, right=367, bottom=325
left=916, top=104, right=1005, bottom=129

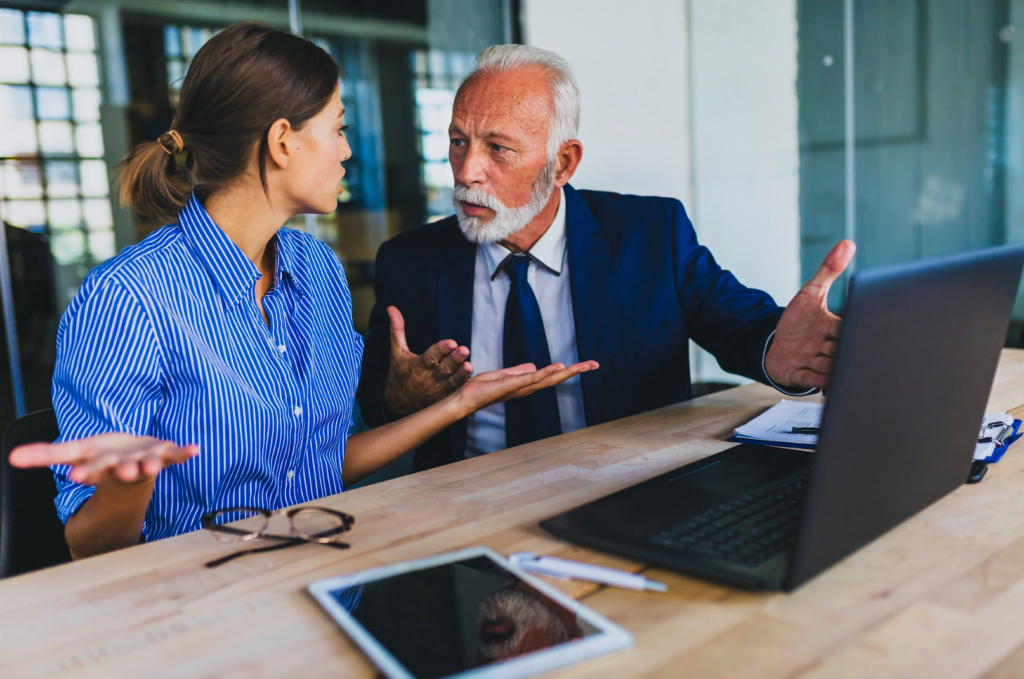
left=453, top=159, right=556, bottom=244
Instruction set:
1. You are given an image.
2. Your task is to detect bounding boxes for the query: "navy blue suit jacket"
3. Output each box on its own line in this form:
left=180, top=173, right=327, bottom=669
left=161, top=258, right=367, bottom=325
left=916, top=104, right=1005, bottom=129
left=356, top=185, right=785, bottom=471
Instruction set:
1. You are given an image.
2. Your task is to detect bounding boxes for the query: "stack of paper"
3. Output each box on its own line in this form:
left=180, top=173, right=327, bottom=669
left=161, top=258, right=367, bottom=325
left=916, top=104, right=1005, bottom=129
left=729, top=400, right=1022, bottom=461
left=729, top=400, right=824, bottom=450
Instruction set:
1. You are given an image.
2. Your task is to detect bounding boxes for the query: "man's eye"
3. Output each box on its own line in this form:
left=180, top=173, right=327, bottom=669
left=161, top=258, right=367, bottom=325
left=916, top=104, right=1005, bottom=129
left=450, top=138, right=465, bottom=148
left=490, top=143, right=505, bottom=152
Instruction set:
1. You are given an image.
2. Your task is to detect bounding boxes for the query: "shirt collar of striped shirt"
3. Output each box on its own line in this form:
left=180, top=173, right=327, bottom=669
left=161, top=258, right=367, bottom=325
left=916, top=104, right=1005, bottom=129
left=177, top=191, right=305, bottom=306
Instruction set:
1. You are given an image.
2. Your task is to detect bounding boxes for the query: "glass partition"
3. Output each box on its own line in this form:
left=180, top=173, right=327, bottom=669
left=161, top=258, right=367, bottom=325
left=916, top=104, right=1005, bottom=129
left=0, top=0, right=510, bottom=426
left=798, top=0, right=1022, bottom=337
left=6, top=0, right=1015, bottom=435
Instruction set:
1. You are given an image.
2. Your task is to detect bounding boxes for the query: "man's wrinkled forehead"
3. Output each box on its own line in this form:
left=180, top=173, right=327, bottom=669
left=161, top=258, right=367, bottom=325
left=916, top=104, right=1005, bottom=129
left=451, top=69, right=552, bottom=136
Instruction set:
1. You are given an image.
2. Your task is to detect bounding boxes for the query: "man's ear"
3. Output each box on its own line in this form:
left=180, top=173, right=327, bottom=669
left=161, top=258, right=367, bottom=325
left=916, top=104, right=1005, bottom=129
left=265, top=118, right=295, bottom=170
left=554, top=139, right=583, bottom=187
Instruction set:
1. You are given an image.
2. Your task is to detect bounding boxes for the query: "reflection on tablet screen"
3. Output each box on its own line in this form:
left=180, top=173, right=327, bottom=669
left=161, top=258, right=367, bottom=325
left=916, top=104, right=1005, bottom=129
left=326, top=556, right=600, bottom=679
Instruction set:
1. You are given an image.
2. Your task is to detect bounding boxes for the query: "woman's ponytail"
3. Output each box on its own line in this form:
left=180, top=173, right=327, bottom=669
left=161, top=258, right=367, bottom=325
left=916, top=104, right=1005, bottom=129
left=115, top=132, right=191, bottom=225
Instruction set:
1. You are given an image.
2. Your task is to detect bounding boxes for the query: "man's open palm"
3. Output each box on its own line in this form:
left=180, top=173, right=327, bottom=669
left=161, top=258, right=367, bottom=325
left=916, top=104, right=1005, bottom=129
left=764, top=240, right=856, bottom=390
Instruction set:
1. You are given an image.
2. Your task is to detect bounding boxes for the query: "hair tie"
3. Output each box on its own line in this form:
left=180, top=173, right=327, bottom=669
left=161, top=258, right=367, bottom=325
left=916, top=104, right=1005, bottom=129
left=158, top=130, right=184, bottom=155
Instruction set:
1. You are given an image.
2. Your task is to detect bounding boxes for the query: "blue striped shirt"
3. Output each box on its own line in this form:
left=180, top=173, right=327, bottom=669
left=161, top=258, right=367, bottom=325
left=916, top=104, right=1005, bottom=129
left=51, top=192, right=364, bottom=541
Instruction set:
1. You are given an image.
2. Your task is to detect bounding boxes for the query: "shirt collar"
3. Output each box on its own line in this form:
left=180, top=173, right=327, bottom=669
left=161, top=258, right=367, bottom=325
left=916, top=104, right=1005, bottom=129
left=483, top=187, right=567, bottom=280
left=178, top=192, right=303, bottom=307
left=274, top=228, right=303, bottom=294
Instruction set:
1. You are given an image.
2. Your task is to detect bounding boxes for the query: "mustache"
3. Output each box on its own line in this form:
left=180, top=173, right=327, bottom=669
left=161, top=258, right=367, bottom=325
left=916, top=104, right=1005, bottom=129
left=453, top=184, right=506, bottom=212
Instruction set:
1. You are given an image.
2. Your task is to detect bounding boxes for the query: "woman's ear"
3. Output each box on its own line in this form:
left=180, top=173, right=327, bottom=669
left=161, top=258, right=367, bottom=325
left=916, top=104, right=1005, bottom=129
left=265, top=118, right=294, bottom=170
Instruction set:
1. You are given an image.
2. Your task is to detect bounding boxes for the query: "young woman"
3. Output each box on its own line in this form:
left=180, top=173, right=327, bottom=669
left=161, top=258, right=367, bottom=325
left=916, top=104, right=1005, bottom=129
left=9, top=22, right=595, bottom=560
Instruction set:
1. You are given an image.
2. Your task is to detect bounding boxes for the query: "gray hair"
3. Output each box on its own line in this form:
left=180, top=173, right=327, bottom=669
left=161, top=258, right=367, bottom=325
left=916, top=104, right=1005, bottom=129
left=477, top=589, right=570, bottom=662
left=463, top=44, right=581, bottom=159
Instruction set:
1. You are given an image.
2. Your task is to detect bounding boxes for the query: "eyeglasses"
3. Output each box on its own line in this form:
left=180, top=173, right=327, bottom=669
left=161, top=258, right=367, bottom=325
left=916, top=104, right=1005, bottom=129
left=200, top=506, right=355, bottom=568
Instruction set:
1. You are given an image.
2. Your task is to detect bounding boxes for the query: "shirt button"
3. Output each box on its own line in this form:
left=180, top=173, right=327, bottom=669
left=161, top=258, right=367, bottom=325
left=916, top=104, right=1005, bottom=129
left=286, top=470, right=295, bottom=481
left=293, top=405, right=303, bottom=417
left=278, top=344, right=286, bottom=353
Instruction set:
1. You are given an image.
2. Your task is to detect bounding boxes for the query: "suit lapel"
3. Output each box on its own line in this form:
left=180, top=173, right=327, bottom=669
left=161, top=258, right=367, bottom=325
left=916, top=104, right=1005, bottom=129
left=565, top=185, right=609, bottom=426
left=437, top=222, right=476, bottom=461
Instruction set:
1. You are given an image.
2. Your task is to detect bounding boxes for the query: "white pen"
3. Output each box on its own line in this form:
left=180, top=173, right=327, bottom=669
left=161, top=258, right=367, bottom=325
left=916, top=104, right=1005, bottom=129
left=509, top=552, right=668, bottom=592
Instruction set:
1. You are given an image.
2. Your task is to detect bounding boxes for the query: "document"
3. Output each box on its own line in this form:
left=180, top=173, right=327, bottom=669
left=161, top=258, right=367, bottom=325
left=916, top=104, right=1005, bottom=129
left=732, top=400, right=823, bottom=448
left=733, top=402, right=1021, bottom=460
left=975, top=412, right=1015, bottom=461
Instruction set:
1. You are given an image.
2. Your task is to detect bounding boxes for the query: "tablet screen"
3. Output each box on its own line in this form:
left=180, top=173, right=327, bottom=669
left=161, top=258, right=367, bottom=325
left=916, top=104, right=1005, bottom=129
left=317, top=553, right=613, bottom=679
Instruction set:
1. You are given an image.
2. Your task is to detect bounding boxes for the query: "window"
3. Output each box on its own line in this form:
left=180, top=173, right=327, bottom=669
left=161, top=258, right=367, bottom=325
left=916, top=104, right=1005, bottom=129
left=163, top=24, right=216, bottom=104
left=0, top=9, right=113, bottom=266
left=412, top=48, right=474, bottom=222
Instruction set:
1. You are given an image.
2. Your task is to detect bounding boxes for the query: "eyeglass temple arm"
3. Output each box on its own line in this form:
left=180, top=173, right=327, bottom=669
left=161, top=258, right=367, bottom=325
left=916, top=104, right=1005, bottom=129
left=204, top=538, right=350, bottom=568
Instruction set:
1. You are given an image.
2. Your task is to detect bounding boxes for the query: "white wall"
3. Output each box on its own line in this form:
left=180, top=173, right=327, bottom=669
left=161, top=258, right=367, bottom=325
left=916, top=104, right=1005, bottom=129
left=522, top=0, right=801, bottom=384
left=522, top=0, right=693, bottom=206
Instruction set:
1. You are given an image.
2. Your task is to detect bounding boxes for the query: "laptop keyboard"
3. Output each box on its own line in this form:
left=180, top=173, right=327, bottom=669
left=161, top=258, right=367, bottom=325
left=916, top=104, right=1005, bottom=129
left=648, top=469, right=809, bottom=567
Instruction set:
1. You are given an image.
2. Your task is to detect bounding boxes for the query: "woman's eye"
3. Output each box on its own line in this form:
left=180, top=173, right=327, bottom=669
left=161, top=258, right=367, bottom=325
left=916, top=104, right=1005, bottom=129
left=338, top=125, right=349, bottom=136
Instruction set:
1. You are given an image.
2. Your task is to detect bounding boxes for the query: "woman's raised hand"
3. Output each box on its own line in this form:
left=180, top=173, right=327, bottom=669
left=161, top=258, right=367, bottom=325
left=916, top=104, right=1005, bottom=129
left=450, top=360, right=599, bottom=417
left=9, top=433, right=198, bottom=486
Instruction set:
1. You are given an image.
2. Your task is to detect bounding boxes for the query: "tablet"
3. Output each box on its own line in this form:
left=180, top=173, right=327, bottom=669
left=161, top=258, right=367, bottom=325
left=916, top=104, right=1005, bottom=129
left=308, top=546, right=634, bottom=679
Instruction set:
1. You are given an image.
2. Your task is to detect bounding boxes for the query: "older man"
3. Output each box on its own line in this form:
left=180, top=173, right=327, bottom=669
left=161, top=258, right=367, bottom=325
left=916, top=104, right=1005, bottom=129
left=356, top=45, right=853, bottom=471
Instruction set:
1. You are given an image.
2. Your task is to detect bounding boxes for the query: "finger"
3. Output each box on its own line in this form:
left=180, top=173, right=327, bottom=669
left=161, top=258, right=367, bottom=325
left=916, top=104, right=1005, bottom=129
left=136, top=444, right=196, bottom=477
left=9, top=442, right=68, bottom=468
left=816, top=339, right=839, bottom=359
left=69, top=453, right=122, bottom=484
left=9, top=438, right=95, bottom=468
left=531, top=360, right=597, bottom=380
left=68, top=466, right=102, bottom=486
left=140, top=454, right=164, bottom=478
left=802, top=355, right=833, bottom=375
left=115, top=458, right=141, bottom=483
left=518, top=361, right=595, bottom=393
left=13, top=432, right=158, bottom=467
left=803, top=240, right=856, bottom=299
left=418, top=339, right=459, bottom=370
left=501, top=363, right=539, bottom=377
left=570, top=360, right=600, bottom=371
left=115, top=441, right=193, bottom=481
left=150, top=441, right=199, bottom=465
left=789, top=368, right=829, bottom=390
left=449, top=361, right=473, bottom=388
left=387, top=306, right=411, bottom=357
left=434, top=345, right=470, bottom=377
left=823, top=314, right=842, bottom=341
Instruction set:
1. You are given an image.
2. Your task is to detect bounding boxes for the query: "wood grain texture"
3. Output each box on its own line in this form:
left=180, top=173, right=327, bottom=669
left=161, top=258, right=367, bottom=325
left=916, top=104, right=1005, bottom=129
left=3, top=349, right=1024, bottom=679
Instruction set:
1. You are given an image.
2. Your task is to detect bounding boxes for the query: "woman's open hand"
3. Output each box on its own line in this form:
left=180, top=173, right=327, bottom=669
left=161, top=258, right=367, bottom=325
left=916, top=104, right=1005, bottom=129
left=450, top=360, right=599, bottom=418
left=9, top=433, right=199, bottom=487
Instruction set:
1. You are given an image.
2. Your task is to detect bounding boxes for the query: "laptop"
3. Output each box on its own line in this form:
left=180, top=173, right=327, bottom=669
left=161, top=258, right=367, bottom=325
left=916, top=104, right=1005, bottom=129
left=540, top=243, right=1024, bottom=591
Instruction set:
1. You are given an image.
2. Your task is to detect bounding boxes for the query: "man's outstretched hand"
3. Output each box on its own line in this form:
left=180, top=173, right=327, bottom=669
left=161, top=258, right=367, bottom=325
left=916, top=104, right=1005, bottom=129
left=383, top=306, right=473, bottom=418
left=764, top=240, right=856, bottom=391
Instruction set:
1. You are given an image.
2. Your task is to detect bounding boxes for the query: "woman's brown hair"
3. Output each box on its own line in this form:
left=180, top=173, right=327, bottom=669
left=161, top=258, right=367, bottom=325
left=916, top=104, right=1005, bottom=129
left=117, top=22, right=340, bottom=223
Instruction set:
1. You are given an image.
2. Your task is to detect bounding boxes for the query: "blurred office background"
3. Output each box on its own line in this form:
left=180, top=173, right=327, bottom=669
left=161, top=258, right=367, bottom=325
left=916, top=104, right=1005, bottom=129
left=0, top=0, right=1020, bottom=426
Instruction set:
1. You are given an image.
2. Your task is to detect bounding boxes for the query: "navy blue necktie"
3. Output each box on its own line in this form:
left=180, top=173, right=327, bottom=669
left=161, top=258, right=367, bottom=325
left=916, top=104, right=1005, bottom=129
left=502, top=254, right=562, bottom=447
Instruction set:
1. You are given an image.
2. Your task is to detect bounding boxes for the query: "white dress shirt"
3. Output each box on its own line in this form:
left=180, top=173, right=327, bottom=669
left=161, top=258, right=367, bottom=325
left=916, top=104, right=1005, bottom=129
left=465, top=188, right=586, bottom=457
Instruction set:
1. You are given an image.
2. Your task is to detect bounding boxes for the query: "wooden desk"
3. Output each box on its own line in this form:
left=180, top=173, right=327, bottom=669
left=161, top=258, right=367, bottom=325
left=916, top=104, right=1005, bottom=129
left=5, top=350, right=1024, bottom=679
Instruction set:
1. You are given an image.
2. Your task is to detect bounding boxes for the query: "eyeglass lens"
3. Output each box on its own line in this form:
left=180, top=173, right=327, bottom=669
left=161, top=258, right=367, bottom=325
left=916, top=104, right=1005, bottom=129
left=206, top=508, right=269, bottom=542
left=291, top=509, right=351, bottom=543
